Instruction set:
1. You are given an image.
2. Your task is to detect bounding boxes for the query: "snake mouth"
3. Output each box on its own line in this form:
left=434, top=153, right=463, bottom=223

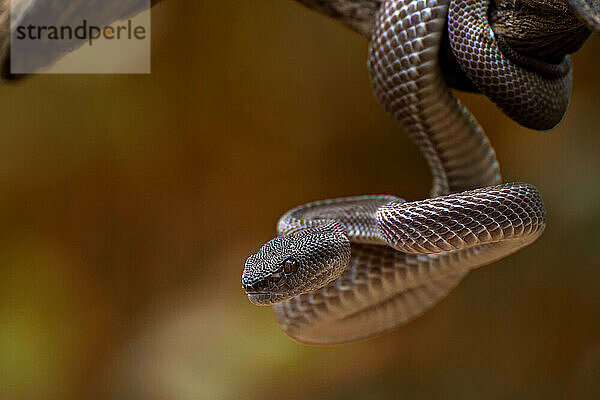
left=247, top=292, right=287, bottom=306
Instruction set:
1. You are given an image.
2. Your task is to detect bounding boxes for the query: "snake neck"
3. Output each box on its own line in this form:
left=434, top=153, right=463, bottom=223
left=368, top=0, right=501, bottom=197
left=278, top=195, right=401, bottom=244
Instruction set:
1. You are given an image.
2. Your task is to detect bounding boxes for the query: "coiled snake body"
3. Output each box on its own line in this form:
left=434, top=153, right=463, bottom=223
left=242, top=0, right=577, bottom=344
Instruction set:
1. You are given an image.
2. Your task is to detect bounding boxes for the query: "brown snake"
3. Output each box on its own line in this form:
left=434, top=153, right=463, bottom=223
left=240, top=1, right=595, bottom=344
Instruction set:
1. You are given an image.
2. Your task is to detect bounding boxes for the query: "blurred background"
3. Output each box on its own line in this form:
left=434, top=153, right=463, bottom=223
left=1, top=1, right=599, bottom=399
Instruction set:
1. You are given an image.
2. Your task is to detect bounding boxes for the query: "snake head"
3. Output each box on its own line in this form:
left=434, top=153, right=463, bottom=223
left=242, top=223, right=351, bottom=306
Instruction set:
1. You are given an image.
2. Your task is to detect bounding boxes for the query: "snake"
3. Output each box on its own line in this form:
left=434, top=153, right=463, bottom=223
left=241, top=0, right=591, bottom=345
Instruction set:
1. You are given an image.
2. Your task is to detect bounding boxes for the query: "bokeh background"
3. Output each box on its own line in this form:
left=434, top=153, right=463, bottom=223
left=2, top=2, right=599, bottom=399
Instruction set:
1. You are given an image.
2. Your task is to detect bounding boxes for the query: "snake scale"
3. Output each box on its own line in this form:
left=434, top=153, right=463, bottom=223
left=242, top=0, right=598, bottom=344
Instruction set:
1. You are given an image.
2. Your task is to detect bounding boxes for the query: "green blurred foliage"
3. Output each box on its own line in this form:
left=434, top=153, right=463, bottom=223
left=0, top=1, right=599, bottom=399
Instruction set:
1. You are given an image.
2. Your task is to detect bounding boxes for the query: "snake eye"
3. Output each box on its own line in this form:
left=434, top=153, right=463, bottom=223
left=283, top=257, right=298, bottom=275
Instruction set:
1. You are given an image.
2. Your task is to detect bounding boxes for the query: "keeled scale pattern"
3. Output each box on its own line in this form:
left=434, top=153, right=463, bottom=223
left=378, top=182, right=546, bottom=253
left=277, top=195, right=401, bottom=244
left=368, top=0, right=501, bottom=197
left=274, top=243, right=471, bottom=344
left=273, top=183, right=546, bottom=344
left=448, top=0, right=573, bottom=130
left=250, top=0, right=551, bottom=344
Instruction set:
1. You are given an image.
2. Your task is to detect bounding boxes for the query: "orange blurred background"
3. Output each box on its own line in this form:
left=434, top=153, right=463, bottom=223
left=1, top=2, right=599, bottom=399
